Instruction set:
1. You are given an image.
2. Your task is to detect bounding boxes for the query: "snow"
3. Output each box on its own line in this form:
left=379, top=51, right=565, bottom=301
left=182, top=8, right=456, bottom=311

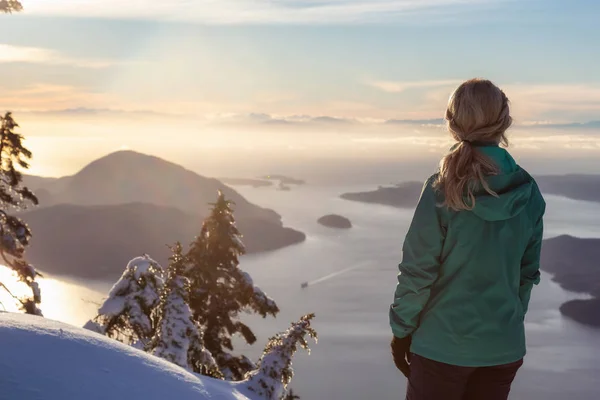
left=97, top=294, right=126, bottom=316
left=241, top=272, right=278, bottom=314
left=1, top=233, right=16, bottom=253
left=151, top=275, right=196, bottom=369
left=29, top=281, right=40, bottom=301
left=130, top=255, right=158, bottom=280
left=241, top=271, right=254, bottom=286
left=245, top=314, right=316, bottom=400
left=22, top=263, right=37, bottom=279
left=88, top=254, right=163, bottom=342
left=0, top=312, right=251, bottom=400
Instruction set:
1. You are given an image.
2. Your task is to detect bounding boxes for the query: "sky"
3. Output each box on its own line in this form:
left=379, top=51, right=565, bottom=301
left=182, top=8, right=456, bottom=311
left=1, top=0, right=600, bottom=176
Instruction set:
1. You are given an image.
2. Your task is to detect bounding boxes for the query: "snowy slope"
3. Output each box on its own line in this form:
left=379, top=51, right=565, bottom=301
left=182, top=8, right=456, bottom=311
left=0, top=312, right=251, bottom=400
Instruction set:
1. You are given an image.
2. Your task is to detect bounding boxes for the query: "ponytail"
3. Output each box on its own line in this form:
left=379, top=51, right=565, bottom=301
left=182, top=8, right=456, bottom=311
left=434, top=79, right=512, bottom=211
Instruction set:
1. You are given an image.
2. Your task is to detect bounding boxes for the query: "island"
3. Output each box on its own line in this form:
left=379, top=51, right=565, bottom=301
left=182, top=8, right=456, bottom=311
left=541, top=235, right=600, bottom=328
left=262, top=175, right=306, bottom=185
left=559, top=299, right=600, bottom=328
left=340, top=181, right=423, bottom=208
left=219, top=175, right=306, bottom=190
left=317, top=214, right=352, bottom=229
left=277, top=183, right=292, bottom=191
left=219, top=178, right=273, bottom=188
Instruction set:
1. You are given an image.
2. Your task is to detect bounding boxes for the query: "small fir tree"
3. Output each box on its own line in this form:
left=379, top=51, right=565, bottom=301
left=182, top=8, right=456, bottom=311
left=282, top=389, right=300, bottom=400
left=245, top=314, right=317, bottom=400
left=150, top=243, right=219, bottom=375
left=0, top=0, right=23, bottom=13
left=186, top=191, right=279, bottom=380
left=84, top=254, right=164, bottom=349
left=0, top=112, right=41, bottom=315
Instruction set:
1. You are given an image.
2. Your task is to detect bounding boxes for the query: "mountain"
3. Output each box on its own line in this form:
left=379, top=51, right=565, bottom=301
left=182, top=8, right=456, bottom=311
left=23, top=203, right=198, bottom=280
left=339, top=174, right=600, bottom=208
left=28, top=151, right=278, bottom=220
left=535, top=174, right=600, bottom=203
left=310, top=116, right=354, bottom=124
left=385, top=118, right=445, bottom=125
left=23, top=202, right=303, bottom=281
left=541, top=235, right=600, bottom=327
left=531, top=120, right=600, bottom=129
left=21, top=151, right=305, bottom=280
left=0, top=312, right=251, bottom=400
left=340, top=182, right=423, bottom=208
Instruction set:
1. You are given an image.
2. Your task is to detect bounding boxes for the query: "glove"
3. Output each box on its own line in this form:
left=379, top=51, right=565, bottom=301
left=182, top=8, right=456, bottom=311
left=391, top=336, right=412, bottom=378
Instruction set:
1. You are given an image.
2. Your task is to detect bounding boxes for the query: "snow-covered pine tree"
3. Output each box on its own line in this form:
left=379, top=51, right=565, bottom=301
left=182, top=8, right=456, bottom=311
left=245, top=314, right=317, bottom=400
left=150, top=243, right=220, bottom=377
left=0, top=112, right=41, bottom=316
left=282, top=389, right=300, bottom=400
left=186, top=191, right=279, bottom=380
left=84, top=254, right=164, bottom=349
left=0, top=1, right=23, bottom=13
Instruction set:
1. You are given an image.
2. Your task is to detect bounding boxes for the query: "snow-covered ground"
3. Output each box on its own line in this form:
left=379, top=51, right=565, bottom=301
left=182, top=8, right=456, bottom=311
left=0, top=312, right=252, bottom=400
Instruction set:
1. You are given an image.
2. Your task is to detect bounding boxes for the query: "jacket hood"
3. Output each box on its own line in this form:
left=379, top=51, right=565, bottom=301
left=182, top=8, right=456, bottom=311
left=469, top=147, right=533, bottom=222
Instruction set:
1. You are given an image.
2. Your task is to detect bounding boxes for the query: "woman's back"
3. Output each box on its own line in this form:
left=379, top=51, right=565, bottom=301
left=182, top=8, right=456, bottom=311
left=404, top=146, right=545, bottom=366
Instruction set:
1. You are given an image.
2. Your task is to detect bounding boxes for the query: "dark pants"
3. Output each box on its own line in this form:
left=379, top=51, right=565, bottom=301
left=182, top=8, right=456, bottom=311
left=406, top=354, right=523, bottom=400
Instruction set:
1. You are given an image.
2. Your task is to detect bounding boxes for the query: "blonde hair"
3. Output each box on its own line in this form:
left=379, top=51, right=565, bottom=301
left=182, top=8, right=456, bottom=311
left=434, top=78, right=512, bottom=210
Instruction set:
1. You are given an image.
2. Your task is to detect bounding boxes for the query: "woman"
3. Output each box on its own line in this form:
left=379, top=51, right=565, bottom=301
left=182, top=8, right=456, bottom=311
left=389, top=78, right=545, bottom=400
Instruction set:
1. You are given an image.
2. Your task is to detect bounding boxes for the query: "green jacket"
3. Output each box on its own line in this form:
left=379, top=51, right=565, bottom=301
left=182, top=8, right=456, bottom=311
left=389, top=146, right=545, bottom=367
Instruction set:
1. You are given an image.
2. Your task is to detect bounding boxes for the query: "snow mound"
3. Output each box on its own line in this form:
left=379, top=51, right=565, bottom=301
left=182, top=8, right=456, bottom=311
left=0, top=312, right=251, bottom=400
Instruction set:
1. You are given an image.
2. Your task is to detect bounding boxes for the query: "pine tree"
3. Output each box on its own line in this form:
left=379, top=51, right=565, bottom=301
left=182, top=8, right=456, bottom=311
left=0, top=0, right=23, bottom=13
left=84, top=254, right=164, bottom=349
left=186, top=191, right=279, bottom=380
left=150, top=243, right=219, bottom=376
left=245, top=314, right=317, bottom=400
left=282, top=389, right=300, bottom=400
left=0, top=112, right=41, bottom=315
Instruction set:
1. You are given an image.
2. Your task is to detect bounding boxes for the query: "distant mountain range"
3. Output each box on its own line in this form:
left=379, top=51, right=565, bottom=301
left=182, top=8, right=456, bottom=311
left=535, top=175, right=600, bottom=203
left=23, top=109, right=600, bottom=130
left=21, top=151, right=305, bottom=281
left=528, top=120, right=600, bottom=129
left=340, top=174, right=600, bottom=209
left=340, top=182, right=423, bottom=208
left=384, top=118, right=445, bottom=125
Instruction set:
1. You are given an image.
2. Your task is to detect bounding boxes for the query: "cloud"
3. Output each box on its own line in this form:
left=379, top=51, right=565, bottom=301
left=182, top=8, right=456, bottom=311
left=385, top=118, right=445, bottom=126
left=311, top=116, right=355, bottom=124
left=369, top=78, right=600, bottom=122
left=369, top=79, right=461, bottom=93
left=206, top=113, right=358, bottom=126
left=25, top=0, right=503, bottom=24
left=0, top=84, right=115, bottom=111
left=503, top=83, right=600, bottom=122
left=0, top=44, right=118, bottom=68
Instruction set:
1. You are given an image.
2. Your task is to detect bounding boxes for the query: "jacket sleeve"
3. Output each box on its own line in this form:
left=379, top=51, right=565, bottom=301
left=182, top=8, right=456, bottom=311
left=389, top=178, right=445, bottom=339
left=519, top=198, right=545, bottom=315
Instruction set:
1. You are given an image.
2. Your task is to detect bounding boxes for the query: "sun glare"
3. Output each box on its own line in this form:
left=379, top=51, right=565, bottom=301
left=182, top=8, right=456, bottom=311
left=0, top=265, right=104, bottom=326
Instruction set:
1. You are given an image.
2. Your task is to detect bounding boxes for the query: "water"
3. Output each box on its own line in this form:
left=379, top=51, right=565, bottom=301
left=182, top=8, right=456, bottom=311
left=8, top=185, right=600, bottom=399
